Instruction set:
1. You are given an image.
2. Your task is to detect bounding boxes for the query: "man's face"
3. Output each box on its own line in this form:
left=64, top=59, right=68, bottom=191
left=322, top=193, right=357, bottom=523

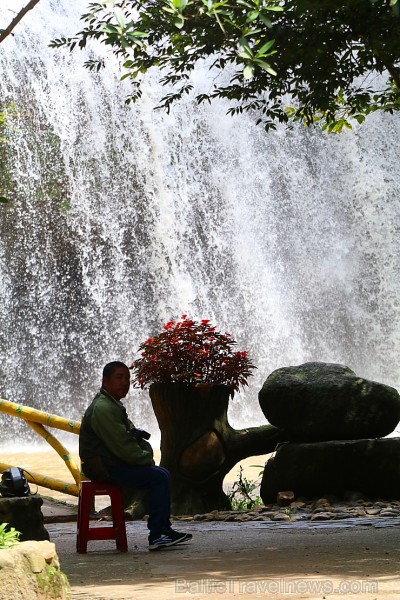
left=102, top=366, right=131, bottom=401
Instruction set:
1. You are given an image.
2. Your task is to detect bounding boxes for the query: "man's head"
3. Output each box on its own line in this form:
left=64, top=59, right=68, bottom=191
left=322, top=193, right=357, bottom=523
left=102, top=361, right=130, bottom=401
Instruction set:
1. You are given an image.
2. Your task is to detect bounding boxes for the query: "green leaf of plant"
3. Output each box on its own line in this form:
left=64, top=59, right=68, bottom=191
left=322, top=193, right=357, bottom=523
left=238, top=39, right=254, bottom=58
left=173, top=0, right=188, bottom=9
left=246, top=10, right=259, bottom=22
left=243, top=64, right=254, bottom=79
left=259, top=13, right=272, bottom=27
left=113, top=7, right=126, bottom=28
left=131, top=31, right=149, bottom=38
left=0, top=197, right=9, bottom=204
left=101, top=24, right=118, bottom=34
left=254, top=58, right=277, bottom=75
left=173, top=15, right=185, bottom=28
left=256, top=39, right=275, bottom=56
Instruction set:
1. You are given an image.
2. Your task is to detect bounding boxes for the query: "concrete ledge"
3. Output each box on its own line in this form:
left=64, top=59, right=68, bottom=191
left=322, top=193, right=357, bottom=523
left=0, top=540, right=70, bottom=599
left=41, top=498, right=78, bottom=524
left=0, top=496, right=49, bottom=541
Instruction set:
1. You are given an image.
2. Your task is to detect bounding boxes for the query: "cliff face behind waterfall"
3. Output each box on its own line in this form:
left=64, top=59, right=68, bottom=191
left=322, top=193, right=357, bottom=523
left=0, top=0, right=399, bottom=442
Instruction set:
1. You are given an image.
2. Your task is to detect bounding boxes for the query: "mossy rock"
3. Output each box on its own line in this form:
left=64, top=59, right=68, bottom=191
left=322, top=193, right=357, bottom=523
left=259, top=362, right=400, bottom=441
left=261, top=438, right=400, bottom=502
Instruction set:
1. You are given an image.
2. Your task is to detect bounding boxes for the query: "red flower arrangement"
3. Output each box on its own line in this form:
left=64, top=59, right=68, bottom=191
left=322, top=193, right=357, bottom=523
left=130, top=315, right=256, bottom=393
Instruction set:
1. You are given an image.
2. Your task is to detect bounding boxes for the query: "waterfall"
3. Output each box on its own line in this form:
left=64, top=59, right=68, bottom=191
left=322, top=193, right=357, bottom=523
left=1, top=0, right=399, bottom=444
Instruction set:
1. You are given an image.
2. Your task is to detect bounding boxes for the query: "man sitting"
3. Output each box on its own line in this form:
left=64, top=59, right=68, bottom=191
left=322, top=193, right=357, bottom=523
left=79, top=361, right=192, bottom=550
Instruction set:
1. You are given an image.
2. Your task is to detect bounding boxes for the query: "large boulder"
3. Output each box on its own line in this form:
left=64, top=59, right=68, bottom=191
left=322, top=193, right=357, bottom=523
left=258, top=362, right=400, bottom=441
left=260, top=438, right=400, bottom=503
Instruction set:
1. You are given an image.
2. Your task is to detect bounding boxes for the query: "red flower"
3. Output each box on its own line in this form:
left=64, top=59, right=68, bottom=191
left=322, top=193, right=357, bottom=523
left=180, top=319, right=194, bottom=327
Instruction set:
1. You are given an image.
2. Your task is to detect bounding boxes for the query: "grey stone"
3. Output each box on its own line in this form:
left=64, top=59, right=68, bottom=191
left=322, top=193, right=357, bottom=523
left=277, top=491, right=294, bottom=506
left=271, top=513, right=291, bottom=521
left=379, top=509, right=399, bottom=517
left=259, top=362, right=400, bottom=441
left=311, top=512, right=335, bottom=520
left=365, top=508, right=381, bottom=515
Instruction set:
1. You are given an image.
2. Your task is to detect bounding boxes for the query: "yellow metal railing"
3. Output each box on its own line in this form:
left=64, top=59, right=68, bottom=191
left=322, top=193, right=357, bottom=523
left=0, top=398, right=81, bottom=497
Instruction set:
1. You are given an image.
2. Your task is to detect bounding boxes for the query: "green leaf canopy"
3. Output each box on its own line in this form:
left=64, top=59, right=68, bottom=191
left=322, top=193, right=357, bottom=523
left=51, top=0, right=400, bottom=131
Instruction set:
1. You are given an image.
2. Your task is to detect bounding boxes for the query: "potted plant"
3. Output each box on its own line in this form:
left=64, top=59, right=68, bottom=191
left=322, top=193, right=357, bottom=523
left=131, top=315, right=255, bottom=393
left=130, top=316, right=286, bottom=515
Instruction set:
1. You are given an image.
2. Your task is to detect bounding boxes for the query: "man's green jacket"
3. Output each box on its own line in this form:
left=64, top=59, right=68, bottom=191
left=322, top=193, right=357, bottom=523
left=79, top=388, right=154, bottom=479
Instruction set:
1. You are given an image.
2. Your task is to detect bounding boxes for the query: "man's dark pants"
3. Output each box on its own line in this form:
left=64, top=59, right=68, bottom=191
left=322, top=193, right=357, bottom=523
left=107, top=464, right=172, bottom=538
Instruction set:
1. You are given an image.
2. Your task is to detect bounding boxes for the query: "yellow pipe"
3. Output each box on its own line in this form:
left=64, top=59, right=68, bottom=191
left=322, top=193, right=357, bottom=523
left=0, top=398, right=81, bottom=434
left=26, top=421, right=81, bottom=484
left=0, top=462, right=79, bottom=496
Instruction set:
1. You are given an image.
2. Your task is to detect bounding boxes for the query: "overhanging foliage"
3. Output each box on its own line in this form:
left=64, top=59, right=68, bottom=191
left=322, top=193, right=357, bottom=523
left=46, top=1, right=400, bottom=130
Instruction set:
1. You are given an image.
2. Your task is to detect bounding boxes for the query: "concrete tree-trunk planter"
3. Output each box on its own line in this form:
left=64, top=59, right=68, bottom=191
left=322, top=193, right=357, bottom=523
left=150, top=382, right=287, bottom=515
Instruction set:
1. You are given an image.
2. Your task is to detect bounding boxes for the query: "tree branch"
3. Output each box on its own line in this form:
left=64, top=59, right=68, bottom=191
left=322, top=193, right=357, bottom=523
left=382, top=61, right=400, bottom=90
left=0, top=0, right=41, bottom=44
left=223, top=424, right=289, bottom=474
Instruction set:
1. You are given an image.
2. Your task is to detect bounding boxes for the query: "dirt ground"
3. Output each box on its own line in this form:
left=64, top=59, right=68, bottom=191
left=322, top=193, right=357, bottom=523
left=49, top=518, right=400, bottom=600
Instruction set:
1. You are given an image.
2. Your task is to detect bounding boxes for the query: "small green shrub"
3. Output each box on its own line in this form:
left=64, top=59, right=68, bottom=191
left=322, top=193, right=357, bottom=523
left=227, top=465, right=264, bottom=510
left=36, top=565, right=71, bottom=598
left=0, top=522, right=21, bottom=548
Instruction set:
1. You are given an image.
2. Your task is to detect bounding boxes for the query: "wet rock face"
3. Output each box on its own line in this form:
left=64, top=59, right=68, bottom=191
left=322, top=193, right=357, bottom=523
left=258, top=362, right=400, bottom=441
left=0, top=496, right=49, bottom=542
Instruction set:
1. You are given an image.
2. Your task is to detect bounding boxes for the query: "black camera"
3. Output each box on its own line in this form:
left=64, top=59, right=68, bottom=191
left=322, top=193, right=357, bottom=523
left=131, top=427, right=151, bottom=441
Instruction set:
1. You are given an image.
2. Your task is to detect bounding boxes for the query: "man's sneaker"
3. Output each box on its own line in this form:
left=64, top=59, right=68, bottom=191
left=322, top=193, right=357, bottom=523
left=149, top=529, right=192, bottom=551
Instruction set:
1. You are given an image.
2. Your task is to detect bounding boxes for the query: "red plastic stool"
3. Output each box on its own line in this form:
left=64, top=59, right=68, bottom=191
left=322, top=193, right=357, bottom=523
left=76, top=481, right=128, bottom=553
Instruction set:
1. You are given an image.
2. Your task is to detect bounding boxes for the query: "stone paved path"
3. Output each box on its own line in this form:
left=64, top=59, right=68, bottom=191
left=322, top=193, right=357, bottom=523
left=49, top=516, right=400, bottom=600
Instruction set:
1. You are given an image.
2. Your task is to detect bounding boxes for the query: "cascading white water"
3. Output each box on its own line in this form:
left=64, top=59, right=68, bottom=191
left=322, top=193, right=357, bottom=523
left=1, top=0, right=399, bottom=444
